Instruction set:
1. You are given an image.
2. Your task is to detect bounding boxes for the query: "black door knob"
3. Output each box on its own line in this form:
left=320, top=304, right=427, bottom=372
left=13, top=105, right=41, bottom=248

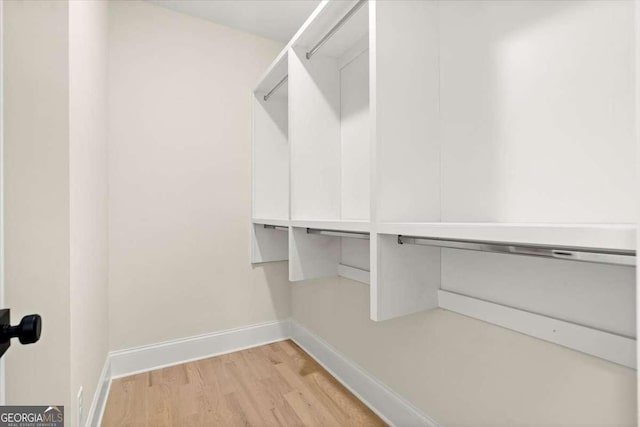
left=1, top=314, right=42, bottom=345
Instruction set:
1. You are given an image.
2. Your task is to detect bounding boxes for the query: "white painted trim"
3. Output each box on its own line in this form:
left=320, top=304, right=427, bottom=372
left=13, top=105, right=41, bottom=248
left=109, top=319, right=290, bottom=378
left=438, top=290, right=636, bottom=369
left=85, top=357, right=111, bottom=427
left=290, top=320, right=440, bottom=427
left=338, top=263, right=370, bottom=284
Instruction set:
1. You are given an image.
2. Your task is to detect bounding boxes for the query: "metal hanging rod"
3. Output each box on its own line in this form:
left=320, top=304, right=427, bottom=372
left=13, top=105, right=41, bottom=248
left=306, top=0, right=368, bottom=60
left=263, top=224, right=288, bottom=232
left=263, top=75, right=288, bottom=101
left=307, top=228, right=369, bottom=240
left=397, top=235, right=635, bottom=267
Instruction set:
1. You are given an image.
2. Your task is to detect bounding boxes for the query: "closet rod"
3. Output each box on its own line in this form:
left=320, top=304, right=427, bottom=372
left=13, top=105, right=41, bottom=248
left=307, top=228, right=369, bottom=240
left=397, top=235, right=635, bottom=267
left=306, top=0, right=368, bottom=60
left=264, top=224, right=288, bottom=232
left=263, top=75, right=288, bottom=101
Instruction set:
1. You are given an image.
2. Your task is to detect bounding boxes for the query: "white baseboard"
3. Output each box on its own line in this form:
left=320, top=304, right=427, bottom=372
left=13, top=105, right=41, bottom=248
left=86, top=318, right=438, bottom=427
left=109, top=319, right=291, bottom=378
left=86, top=357, right=111, bottom=427
left=290, top=320, right=440, bottom=427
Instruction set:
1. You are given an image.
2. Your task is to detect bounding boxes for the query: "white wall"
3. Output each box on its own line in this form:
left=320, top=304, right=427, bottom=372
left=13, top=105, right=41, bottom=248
left=108, top=1, right=289, bottom=350
left=636, top=0, right=640, bottom=423
left=69, top=1, right=109, bottom=426
left=636, top=1, right=640, bottom=423
left=292, top=278, right=637, bottom=426
left=3, top=0, right=71, bottom=408
left=438, top=0, right=635, bottom=224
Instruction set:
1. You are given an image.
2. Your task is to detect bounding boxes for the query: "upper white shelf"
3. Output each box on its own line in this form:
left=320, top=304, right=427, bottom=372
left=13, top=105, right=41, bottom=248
left=252, top=218, right=290, bottom=228
left=376, top=222, right=636, bottom=252
left=293, top=0, right=368, bottom=59
left=253, top=50, right=288, bottom=96
left=253, top=0, right=368, bottom=94
left=290, top=219, right=370, bottom=233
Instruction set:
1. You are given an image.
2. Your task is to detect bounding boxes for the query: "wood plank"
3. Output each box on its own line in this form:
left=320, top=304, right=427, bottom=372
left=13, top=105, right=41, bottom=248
left=305, top=370, right=386, bottom=426
left=276, top=362, right=342, bottom=426
left=101, top=340, right=386, bottom=427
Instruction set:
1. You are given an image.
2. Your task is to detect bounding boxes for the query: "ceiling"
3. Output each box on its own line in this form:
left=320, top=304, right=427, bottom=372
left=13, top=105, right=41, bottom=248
left=148, top=0, right=322, bottom=43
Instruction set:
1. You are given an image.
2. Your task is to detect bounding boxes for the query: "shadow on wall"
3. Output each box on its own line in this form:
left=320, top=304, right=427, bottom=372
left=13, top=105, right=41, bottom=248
left=252, top=260, right=291, bottom=319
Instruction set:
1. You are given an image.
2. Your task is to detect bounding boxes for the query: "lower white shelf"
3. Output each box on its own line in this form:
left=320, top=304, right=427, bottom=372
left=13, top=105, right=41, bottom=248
left=290, top=219, right=371, bottom=233
left=252, top=220, right=636, bottom=368
left=252, top=218, right=290, bottom=227
left=438, top=290, right=636, bottom=368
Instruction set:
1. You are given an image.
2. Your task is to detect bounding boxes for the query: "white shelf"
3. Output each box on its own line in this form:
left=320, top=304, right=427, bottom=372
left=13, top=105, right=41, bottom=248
left=293, top=0, right=368, bottom=59
left=377, top=222, right=636, bottom=252
left=290, top=219, right=370, bottom=233
left=250, top=0, right=637, bottom=368
left=252, top=218, right=290, bottom=228
left=254, top=49, right=288, bottom=95
left=251, top=0, right=333, bottom=91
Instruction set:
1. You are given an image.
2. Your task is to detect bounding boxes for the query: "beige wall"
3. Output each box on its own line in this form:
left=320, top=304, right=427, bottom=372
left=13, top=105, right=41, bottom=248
left=107, top=1, right=289, bottom=351
left=4, top=3, right=109, bottom=425
left=69, top=1, right=109, bottom=426
left=3, top=0, right=71, bottom=408
left=292, top=278, right=637, bottom=426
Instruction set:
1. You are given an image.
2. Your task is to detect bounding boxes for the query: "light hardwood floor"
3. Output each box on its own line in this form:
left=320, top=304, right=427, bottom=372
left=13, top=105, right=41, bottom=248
left=101, top=340, right=387, bottom=426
